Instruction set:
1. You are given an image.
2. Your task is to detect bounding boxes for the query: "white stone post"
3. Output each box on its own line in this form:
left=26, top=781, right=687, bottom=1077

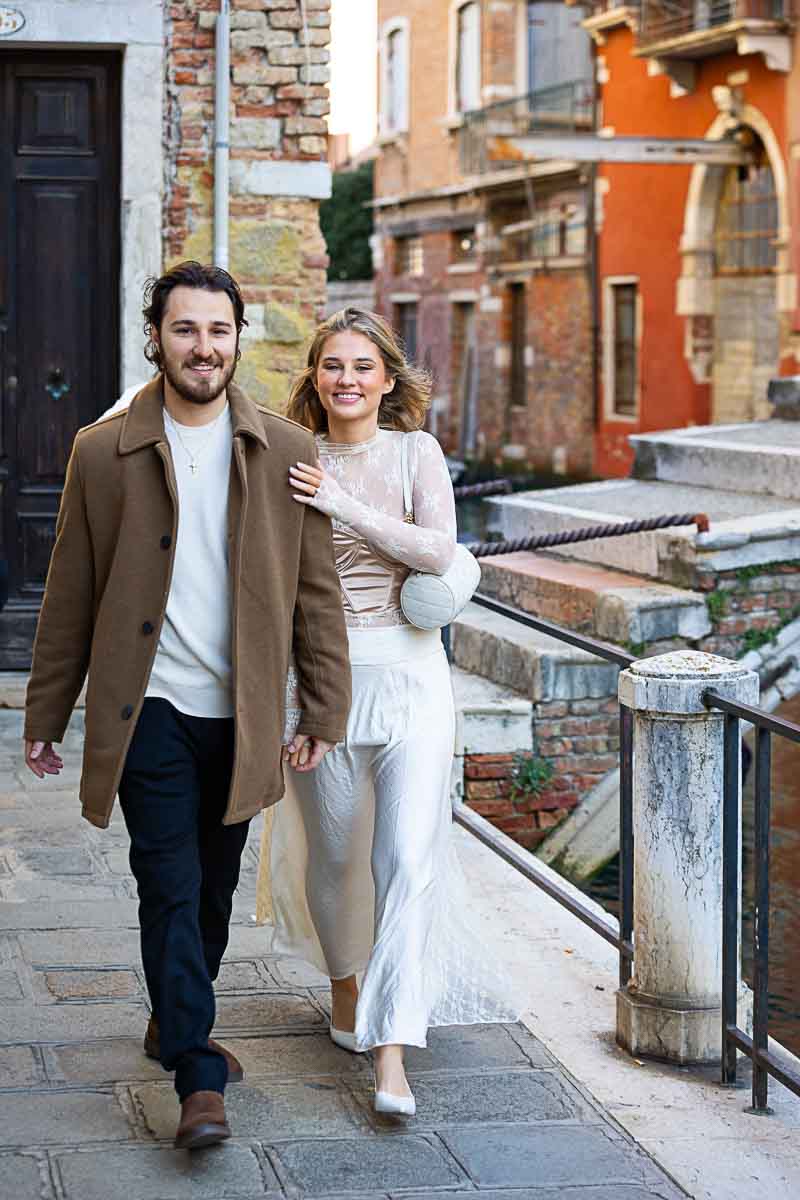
left=616, top=650, right=759, bottom=1065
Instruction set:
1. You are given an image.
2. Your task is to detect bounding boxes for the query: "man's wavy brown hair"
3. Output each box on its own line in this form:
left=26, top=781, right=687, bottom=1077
left=287, top=307, right=432, bottom=433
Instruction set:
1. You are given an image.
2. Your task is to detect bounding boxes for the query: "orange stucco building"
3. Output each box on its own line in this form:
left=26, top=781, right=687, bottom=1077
left=589, top=4, right=800, bottom=476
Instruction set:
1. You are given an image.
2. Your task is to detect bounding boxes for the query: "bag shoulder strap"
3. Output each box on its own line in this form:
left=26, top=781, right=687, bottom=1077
left=400, top=432, right=415, bottom=524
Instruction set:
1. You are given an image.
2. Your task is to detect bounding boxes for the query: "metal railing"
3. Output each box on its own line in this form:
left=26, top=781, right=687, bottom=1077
left=704, top=690, right=800, bottom=1112
left=638, top=0, right=795, bottom=45
left=459, top=81, right=595, bottom=177
left=452, top=579, right=800, bottom=1109
left=452, top=591, right=636, bottom=989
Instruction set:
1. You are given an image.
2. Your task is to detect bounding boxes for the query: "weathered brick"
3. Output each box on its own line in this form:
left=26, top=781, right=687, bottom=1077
left=299, top=135, right=327, bottom=154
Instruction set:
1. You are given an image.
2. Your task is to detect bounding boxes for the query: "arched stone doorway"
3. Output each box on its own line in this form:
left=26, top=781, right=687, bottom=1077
left=677, top=102, right=793, bottom=424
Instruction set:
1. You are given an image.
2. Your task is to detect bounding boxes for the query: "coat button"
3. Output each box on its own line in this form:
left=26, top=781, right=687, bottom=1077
left=121, top=705, right=134, bottom=720
left=141, top=621, right=154, bottom=635
left=160, top=534, right=171, bottom=550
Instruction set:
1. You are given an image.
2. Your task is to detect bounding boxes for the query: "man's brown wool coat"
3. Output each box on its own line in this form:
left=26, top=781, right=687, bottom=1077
left=24, top=378, right=351, bottom=829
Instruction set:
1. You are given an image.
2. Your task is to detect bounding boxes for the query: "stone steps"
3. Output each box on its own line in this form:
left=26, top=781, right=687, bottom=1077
left=486, top=479, right=800, bottom=586
left=476, top=552, right=710, bottom=647
left=630, top=420, right=800, bottom=499
left=451, top=602, right=620, bottom=702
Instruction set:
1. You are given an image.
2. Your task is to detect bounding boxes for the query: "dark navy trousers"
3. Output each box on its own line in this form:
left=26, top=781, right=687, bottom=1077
left=119, top=698, right=250, bottom=1101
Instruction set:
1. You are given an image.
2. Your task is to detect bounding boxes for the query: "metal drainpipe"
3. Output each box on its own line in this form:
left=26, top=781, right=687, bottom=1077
left=214, top=0, right=231, bottom=270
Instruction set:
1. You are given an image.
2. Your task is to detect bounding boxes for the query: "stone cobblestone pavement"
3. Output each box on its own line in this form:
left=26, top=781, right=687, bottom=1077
left=0, top=710, right=687, bottom=1200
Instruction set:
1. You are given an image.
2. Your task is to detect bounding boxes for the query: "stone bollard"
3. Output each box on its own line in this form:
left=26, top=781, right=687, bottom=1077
left=616, top=650, right=759, bottom=1065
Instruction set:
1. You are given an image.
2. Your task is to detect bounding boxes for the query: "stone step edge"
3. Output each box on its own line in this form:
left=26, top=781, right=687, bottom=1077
left=477, top=555, right=711, bottom=643
left=451, top=604, right=621, bottom=702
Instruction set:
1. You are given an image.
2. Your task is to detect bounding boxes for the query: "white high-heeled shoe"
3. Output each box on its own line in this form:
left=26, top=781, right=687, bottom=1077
left=329, top=1024, right=364, bottom=1053
left=373, top=1074, right=416, bottom=1117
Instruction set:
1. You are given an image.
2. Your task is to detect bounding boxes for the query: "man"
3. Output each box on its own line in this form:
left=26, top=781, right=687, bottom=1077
left=23, top=261, right=351, bottom=1149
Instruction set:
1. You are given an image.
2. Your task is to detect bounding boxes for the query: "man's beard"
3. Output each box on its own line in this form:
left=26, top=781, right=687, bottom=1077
left=162, top=354, right=237, bottom=404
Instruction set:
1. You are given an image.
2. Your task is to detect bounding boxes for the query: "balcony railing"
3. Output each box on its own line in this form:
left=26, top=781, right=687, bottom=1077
left=459, top=80, right=594, bottom=178
left=638, top=0, right=794, bottom=45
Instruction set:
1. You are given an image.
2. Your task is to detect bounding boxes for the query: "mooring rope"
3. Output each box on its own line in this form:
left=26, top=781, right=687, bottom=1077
left=466, top=512, right=710, bottom=559
left=453, top=479, right=514, bottom=500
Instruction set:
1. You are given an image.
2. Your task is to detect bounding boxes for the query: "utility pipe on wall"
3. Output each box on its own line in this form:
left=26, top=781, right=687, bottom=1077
left=214, top=0, right=230, bottom=269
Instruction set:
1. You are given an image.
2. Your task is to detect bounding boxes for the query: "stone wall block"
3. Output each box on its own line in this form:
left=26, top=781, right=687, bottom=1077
left=230, top=117, right=281, bottom=149
left=231, top=28, right=295, bottom=50
left=269, top=9, right=304, bottom=29
left=299, top=64, right=330, bottom=84
left=232, top=64, right=297, bottom=85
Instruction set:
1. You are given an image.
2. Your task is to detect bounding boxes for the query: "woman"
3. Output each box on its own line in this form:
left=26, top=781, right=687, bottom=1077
left=257, top=308, right=516, bottom=1116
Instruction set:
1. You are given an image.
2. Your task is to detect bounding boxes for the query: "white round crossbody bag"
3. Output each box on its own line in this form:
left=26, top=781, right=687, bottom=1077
left=399, top=434, right=481, bottom=630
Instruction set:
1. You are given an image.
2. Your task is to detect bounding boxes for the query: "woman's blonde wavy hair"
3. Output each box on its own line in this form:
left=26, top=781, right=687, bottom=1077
left=286, top=307, right=432, bottom=433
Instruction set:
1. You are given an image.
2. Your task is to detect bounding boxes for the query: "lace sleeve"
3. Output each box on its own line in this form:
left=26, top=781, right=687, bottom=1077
left=318, top=432, right=457, bottom=574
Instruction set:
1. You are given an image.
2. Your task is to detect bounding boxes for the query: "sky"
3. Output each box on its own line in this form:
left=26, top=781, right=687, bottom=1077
left=328, top=0, right=378, bottom=154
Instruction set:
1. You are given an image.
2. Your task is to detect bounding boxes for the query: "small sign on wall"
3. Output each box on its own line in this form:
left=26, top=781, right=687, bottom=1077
left=0, top=7, right=25, bottom=37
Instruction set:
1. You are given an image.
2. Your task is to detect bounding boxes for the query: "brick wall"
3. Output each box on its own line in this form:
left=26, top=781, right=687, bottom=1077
left=164, top=0, right=331, bottom=408
left=463, top=697, right=620, bottom=851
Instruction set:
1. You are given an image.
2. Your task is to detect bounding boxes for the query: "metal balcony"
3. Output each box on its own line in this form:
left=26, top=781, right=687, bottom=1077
left=459, top=81, right=595, bottom=178
left=637, top=0, right=795, bottom=54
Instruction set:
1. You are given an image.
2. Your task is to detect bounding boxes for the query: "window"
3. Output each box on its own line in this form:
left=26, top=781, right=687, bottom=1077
left=509, top=284, right=527, bottom=411
left=452, top=228, right=477, bottom=262
left=382, top=21, right=409, bottom=136
left=604, top=279, right=639, bottom=419
left=527, top=1, right=591, bottom=94
left=396, top=303, right=418, bottom=362
left=715, top=163, right=778, bottom=276
left=396, top=235, right=424, bottom=277
left=456, top=1, right=481, bottom=113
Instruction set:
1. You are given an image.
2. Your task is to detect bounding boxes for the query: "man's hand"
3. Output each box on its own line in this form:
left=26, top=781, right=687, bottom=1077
left=24, top=740, right=64, bottom=779
left=281, top=734, right=334, bottom=773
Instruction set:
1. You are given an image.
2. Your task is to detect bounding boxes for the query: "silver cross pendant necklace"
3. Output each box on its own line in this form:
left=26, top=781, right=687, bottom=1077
left=164, top=407, right=226, bottom=476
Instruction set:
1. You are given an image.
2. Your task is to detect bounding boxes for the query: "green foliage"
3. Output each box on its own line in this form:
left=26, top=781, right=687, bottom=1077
left=622, top=640, right=648, bottom=658
left=319, top=161, right=374, bottom=282
left=509, top=752, right=554, bottom=803
left=740, top=603, right=800, bottom=653
left=742, top=627, right=780, bottom=653
left=732, top=560, right=800, bottom=591
left=706, top=590, right=728, bottom=625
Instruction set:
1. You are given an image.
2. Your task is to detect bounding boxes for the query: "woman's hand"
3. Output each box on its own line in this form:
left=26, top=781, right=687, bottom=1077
left=289, top=462, right=348, bottom=521
left=282, top=733, right=334, bottom=772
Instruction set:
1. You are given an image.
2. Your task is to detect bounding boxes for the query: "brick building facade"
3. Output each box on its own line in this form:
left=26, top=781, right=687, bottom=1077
left=372, top=0, right=596, bottom=478
left=0, top=0, right=331, bottom=665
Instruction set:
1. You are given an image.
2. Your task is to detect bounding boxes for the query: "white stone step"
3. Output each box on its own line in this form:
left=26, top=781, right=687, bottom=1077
left=477, top=552, right=710, bottom=646
left=451, top=602, right=620, bottom=702
left=631, top=420, right=800, bottom=499
left=487, top=479, right=800, bottom=585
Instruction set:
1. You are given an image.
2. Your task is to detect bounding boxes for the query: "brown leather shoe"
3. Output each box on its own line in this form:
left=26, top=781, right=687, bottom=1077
left=174, top=1089, right=230, bottom=1150
left=144, top=1017, right=244, bottom=1083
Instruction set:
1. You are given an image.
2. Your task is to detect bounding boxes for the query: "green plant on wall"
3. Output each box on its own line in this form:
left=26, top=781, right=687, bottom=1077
left=509, top=752, right=554, bottom=804
left=706, top=590, right=728, bottom=625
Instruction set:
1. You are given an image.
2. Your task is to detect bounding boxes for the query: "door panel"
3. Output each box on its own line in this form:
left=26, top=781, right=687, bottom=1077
left=0, top=51, right=120, bottom=667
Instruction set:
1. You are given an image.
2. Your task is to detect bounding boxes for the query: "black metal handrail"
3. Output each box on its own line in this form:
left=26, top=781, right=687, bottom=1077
left=458, top=592, right=635, bottom=987
left=704, top=688, right=800, bottom=1112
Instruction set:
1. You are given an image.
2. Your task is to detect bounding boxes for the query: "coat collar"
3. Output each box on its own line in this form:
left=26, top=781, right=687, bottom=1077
left=118, top=376, right=269, bottom=455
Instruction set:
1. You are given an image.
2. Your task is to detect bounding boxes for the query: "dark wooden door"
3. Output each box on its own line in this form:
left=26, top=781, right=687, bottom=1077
left=0, top=51, right=120, bottom=667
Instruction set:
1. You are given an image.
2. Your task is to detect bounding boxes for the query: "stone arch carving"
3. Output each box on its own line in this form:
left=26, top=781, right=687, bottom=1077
left=677, top=103, right=794, bottom=399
